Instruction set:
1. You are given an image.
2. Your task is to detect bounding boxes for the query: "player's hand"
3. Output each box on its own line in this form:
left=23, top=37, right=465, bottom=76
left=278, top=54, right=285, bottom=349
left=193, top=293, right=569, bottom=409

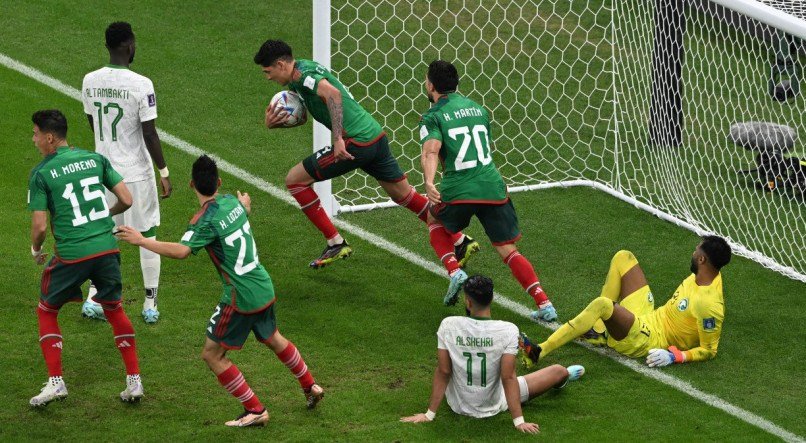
left=31, top=247, right=48, bottom=265
left=646, top=348, right=674, bottom=367
left=265, top=103, right=290, bottom=128
left=515, top=422, right=540, bottom=434
left=332, top=137, right=354, bottom=162
left=115, top=225, right=145, bottom=246
left=399, top=413, right=432, bottom=423
left=160, top=176, right=173, bottom=199
left=237, top=190, right=251, bottom=212
left=425, top=182, right=441, bottom=205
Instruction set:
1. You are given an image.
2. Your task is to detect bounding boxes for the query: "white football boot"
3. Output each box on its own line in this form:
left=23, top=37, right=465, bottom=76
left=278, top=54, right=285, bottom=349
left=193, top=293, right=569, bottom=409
left=120, top=375, right=144, bottom=402
left=30, top=377, right=68, bottom=407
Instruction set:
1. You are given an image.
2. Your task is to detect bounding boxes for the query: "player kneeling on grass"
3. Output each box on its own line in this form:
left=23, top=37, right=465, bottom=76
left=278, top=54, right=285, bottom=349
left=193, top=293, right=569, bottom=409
left=400, top=275, right=584, bottom=434
left=521, top=237, right=731, bottom=369
left=115, top=155, right=323, bottom=427
left=27, top=110, right=143, bottom=407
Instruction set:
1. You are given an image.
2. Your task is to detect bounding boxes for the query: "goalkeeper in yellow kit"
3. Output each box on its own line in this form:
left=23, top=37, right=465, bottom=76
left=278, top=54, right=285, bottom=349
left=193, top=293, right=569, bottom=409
left=520, top=236, right=731, bottom=367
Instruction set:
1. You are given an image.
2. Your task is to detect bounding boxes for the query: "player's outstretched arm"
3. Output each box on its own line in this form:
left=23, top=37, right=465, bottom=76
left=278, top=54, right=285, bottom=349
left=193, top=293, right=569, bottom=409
left=108, top=181, right=133, bottom=216
left=115, top=226, right=191, bottom=259
left=421, top=139, right=442, bottom=205
left=237, top=191, right=251, bottom=215
left=501, top=354, right=540, bottom=434
left=141, top=120, right=172, bottom=199
left=400, top=349, right=452, bottom=424
left=317, top=79, right=354, bottom=162
left=30, top=211, right=49, bottom=265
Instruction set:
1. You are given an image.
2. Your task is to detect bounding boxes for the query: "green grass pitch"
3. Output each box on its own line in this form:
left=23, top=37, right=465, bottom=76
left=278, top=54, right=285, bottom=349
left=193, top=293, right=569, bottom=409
left=0, top=1, right=803, bottom=441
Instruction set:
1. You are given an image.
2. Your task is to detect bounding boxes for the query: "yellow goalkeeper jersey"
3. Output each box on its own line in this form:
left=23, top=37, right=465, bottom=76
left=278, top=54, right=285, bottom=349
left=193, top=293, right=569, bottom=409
left=647, top=273, right=725, bottom=362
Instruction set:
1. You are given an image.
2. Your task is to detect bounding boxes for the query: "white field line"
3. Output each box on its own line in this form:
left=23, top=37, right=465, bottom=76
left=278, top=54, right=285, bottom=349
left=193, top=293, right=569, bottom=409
left=2, top=52, right=802, bottom=443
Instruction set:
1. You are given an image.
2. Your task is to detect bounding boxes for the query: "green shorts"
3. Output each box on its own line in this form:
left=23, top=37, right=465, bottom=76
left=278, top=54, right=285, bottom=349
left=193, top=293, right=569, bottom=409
left=40, top=252, right=122, bottom=309
left=431, top=200, right=522, bottom=245
left=206, top=301, right=278, bottom=350
left=302, top=133, right=406, bottom=183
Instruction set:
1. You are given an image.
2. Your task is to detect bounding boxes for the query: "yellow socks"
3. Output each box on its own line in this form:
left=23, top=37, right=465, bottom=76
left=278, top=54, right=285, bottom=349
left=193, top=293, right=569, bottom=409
left=540, top=297, right=615, bottom=356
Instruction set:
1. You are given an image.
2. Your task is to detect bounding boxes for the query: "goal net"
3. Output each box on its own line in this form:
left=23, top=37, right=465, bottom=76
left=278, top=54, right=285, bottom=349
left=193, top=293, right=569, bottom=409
left=322, top=0, right=806, bottom=282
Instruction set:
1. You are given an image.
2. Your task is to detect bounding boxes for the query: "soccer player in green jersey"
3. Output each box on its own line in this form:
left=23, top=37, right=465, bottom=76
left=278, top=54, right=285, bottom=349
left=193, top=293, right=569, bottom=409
left=116, top=155, right=324, bottom=427
left=27, top=110, right=143, bottom=407
left=419, top=61, right=558, bottom=322
left=254, top=40, right=478, bottom=269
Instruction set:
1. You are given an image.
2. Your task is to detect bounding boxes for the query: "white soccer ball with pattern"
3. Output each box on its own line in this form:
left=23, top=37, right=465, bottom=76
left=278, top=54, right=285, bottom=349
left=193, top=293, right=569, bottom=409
left=270, top=90, right=307, bottom=127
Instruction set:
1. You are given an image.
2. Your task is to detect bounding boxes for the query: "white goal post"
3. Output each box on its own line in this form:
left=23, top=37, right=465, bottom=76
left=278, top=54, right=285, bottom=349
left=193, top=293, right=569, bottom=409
left=311, top=0, right=806, bottom=283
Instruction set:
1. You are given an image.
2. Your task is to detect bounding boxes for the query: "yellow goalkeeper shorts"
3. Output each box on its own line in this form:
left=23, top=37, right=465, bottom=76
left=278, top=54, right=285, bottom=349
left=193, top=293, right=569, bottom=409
left=607, top=286, right=666, bottom=357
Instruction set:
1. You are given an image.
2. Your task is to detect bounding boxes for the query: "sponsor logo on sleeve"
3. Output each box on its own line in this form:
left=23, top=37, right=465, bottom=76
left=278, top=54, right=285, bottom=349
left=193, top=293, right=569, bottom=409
left=147, top=93, right=156, bottom=107
left=420, top=125, right=429, bottom=140
left=181, top=231, right=194, bottom=242
left=303, top=76, right=316, bottom=90
left=703, top=317, right=716, bottom=331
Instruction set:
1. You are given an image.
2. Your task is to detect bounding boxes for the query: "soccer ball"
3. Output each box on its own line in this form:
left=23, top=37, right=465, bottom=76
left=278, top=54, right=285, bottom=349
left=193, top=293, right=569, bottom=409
left=270, top=90, right=307, bottom=127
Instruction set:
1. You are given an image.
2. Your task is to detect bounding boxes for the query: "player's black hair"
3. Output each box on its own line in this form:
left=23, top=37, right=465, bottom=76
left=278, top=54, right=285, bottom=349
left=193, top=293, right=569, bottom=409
left=427, top=60, right=459, bottom=94
left=700, top=235, right=732, bottom=270
left=192, top=155, right=219, bottom=197
left=253, top=39, right=293, bottom=67
left=463, top=275, right=494, bottom=307
left=105, top=21, right=135, bottom=49
left=32, top=109, right=68, bottom=139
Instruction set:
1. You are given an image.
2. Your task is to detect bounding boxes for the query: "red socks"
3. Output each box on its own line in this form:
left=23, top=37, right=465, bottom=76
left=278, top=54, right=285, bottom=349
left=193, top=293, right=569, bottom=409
left=275, top=342, right=315, bottom=391
left=216, top=364, right=264, bottom=413
left=396, top=187, right=464, bottom=245
left=504, top=251, right=549, bottom=305
left=429, top=223, right=460, bottom=275
left=103, top=304, right=140, bottom=375
left=37, top=303, right=63, bottom=377
left=288, top=183, right=339, bottom=241
left=394, top=187, right=429, bottom=222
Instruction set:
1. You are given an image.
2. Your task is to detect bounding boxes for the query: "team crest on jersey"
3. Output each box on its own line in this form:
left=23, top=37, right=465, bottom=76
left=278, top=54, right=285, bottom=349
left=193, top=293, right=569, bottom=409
left=677, top=298, right=689, bottom=311
left=147, top=93, right=156, bottom=107
left=703, top=317, right=716, bottom=331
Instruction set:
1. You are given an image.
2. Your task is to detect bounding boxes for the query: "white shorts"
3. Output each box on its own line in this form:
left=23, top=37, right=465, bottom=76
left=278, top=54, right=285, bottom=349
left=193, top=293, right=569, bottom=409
left=518, top=376, right=529, bottom=403
left=109, top=179, right=160, bottom=233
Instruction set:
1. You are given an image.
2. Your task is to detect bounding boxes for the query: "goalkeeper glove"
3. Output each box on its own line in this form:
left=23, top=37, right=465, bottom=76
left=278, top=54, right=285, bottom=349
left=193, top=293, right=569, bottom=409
left=646, top=346, right=685, bottom=367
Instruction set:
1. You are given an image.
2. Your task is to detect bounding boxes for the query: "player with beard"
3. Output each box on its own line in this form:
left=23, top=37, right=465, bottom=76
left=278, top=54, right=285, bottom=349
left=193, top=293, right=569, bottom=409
left=520, top=236, right=731, bottom=368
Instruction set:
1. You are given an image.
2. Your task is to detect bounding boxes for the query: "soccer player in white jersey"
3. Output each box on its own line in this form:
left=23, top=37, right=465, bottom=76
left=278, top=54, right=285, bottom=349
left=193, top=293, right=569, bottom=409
left=81, top=22, right=172, bottom=324
left=401, top=275, right=585, bottom=434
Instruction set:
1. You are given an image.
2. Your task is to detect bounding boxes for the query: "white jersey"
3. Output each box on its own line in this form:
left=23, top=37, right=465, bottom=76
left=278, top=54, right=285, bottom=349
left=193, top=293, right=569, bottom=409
left=81, top=65, right=158, bottom=182
left=437, top=316, right=520, bottom=418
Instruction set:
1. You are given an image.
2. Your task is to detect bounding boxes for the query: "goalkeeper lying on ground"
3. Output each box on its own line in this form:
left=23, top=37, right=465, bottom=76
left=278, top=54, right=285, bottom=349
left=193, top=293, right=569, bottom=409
left=521, top=236, right=731, bottom=368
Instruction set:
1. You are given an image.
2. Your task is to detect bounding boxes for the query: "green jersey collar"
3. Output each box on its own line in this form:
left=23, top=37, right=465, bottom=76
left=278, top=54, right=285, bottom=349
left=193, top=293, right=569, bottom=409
left=105, top=64, right=128, bottom=70
left=56, top=146, right=71, bottom=153
left=470, top=315, right=492, bottom=321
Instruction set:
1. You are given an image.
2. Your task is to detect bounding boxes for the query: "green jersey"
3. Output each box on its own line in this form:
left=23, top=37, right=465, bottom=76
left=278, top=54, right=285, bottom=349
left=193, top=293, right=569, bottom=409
left=288, top=59, right=383, bottom=143
left=27, top=146, right=123, bottom=261
left=180, top=194, right=274, bottom=313
left=419, top=93, right=507, bottom=204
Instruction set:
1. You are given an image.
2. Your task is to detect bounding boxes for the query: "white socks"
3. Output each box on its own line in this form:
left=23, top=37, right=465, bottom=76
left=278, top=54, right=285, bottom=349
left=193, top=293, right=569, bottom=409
left=140, top=237, right=161, bottom=310
left=327, top=234, right=345, bottom=247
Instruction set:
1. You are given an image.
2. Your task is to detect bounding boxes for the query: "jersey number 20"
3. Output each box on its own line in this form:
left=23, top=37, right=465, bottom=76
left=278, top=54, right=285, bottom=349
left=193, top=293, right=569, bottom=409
left=449, top=125, right=491, bottom=171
